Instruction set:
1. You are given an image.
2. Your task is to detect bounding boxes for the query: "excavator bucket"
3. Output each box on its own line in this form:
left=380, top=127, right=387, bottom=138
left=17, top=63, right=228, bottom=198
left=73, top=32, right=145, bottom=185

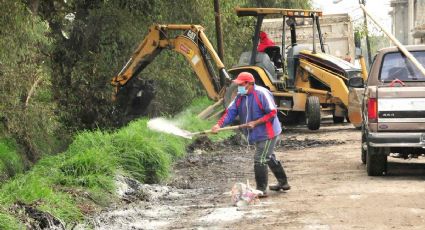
left=115, top=77, right=156, bottom=122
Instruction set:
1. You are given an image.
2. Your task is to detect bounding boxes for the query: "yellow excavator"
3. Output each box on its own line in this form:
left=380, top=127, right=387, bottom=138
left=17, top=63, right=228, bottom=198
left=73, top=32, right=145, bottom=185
left=227, top=8, right=363, bottom=130
left=112, top=8, right=364, bottom=130
left=111, top=24, right=231, bottom=119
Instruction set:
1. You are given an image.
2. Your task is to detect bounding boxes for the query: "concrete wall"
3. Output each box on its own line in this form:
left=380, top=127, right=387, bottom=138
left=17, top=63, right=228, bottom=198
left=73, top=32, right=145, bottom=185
left=415, top=0, right=425, bottom=26
left=391, top=0, right=409, bottom=44
left=413, top=0, right=425, bottom=43
left=391, top=0, right=425, bottom=44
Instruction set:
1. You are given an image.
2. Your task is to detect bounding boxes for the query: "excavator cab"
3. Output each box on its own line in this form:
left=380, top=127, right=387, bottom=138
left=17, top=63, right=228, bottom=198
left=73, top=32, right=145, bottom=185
left=233, top=8, right=325, bottom=89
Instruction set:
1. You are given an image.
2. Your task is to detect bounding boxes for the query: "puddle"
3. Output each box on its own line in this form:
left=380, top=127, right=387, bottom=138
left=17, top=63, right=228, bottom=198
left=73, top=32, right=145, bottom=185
left=198, top=207, right=244, bottom=223
left=409, top=208, right=425, bottom=214
left=94, top=205, right=185, bottom=230
left=349, top=194, right=362, bottom=200
left=303, top=224, right=331, bottom=230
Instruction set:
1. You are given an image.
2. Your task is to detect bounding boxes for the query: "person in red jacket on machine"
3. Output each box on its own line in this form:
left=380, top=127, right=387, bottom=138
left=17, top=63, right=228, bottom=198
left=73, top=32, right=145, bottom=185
left=257, top=31, right=275, bottom=52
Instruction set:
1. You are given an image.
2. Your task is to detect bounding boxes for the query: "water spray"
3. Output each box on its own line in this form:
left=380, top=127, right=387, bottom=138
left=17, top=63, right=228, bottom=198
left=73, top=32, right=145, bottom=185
left=147, top=118, right=246, bottom=139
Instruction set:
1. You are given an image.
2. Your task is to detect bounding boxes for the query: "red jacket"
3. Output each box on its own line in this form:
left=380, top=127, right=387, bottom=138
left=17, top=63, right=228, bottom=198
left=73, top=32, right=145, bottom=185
left=257, top=31, right=275, bottom=52
left=217, top=85, right=281, bottom=144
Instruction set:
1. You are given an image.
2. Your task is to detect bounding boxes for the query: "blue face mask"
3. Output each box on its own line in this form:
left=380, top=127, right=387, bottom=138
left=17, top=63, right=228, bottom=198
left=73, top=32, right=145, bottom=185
left=237, top=85, right=247, bottom=95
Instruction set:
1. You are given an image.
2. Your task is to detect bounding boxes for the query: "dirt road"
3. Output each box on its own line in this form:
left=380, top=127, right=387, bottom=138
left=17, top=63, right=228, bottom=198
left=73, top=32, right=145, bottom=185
left=94, top=120, right=425, bottom=229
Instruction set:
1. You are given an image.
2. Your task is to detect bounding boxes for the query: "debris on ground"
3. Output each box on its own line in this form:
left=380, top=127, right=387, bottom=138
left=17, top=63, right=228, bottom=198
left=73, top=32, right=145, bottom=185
left=219, top=133, right=246, bottom=146
left=93, top=180, right=208, bottom=230
left=187, top=133, right=246, bottom=153
left=186, top=136, right=214, bottom=153
left=12, top=201, right=65, bottom=230
left=278, top=136, right=345, bottom=149
left=228, top=181, right=262, bottom=207
left=78, top=123, right=425, bottom=229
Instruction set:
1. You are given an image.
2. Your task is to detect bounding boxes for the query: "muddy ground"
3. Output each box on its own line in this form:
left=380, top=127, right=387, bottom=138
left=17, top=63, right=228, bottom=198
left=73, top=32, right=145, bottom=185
left=93, top=118, right=425, bottom=230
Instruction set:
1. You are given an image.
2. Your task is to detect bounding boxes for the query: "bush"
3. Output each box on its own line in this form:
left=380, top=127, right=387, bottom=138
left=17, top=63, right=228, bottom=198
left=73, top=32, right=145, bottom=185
left=112, top=119, right=184, bottom=183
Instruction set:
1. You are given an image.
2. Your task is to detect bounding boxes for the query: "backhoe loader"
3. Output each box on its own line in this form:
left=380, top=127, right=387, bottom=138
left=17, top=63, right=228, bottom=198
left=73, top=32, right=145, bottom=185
left=112, top=8, right=364, bottom=131
left=111, top=24, right=231, bottom=119
left=228, top=8, right=363, bottom=130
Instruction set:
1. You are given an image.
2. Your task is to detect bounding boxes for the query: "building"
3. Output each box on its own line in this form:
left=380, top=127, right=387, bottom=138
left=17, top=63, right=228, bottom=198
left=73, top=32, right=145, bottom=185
left=390, top=0, right=425, bottom=44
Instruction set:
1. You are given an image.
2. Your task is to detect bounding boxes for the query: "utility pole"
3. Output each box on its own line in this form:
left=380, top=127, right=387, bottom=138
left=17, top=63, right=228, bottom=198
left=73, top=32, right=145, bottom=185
left=214, top=0, right=224, bottom=62
left=360, top=0, right=372, bottom=67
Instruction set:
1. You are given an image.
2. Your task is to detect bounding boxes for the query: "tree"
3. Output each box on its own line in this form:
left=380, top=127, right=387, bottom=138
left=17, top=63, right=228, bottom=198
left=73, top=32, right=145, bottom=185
left=0, top=0, right=60, bottom=160
left=20, top=0, right=312, bottom=135
left=250, top=0, right=311, bottom=8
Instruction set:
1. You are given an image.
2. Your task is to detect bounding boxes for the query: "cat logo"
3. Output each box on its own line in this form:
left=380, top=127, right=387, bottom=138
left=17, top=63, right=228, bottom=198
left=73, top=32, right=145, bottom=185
left=186, top=30, right=197, bottom=41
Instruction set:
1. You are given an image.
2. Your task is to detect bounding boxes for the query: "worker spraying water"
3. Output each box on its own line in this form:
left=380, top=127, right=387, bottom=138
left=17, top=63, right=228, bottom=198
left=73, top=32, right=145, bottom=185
left=148, top=72, right=291, bottom=197
left=211, top=72, right=290, bottom=198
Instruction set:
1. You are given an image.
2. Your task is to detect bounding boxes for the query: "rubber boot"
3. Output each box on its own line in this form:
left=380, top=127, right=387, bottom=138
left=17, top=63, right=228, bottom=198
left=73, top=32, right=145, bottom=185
left=254, top=164, right=268, bottom=198
left=268, top=160, right=290, bottom=191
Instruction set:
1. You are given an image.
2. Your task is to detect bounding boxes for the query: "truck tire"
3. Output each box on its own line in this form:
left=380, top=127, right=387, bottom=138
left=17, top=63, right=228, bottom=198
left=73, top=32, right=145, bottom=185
left=361, top=127, right=366, bottom=164
left=305, top=96, right=321, bottom=130
left=366, top=145, right=387, bottom=176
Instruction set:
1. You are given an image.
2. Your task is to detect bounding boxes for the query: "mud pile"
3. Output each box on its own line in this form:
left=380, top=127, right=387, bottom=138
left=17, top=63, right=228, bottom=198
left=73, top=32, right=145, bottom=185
left=186, top=133, right=246, bottom=153
left=93, top=179, right=207, bottom=230
left=90, top=134, right=254, bottom=229
left=278, top=136, right=345, bottom=150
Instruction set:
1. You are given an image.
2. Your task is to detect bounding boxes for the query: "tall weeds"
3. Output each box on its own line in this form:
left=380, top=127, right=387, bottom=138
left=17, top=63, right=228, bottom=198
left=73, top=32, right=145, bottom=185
left=0, top=97, right=230, bottom=227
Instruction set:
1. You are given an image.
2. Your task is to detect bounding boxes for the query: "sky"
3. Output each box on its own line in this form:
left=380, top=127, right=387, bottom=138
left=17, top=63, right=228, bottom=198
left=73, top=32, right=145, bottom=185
left=312, top=0, right=392, bottom=33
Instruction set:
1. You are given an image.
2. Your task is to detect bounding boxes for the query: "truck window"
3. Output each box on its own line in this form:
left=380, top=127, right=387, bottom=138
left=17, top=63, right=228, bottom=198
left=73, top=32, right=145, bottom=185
left=379, top=51, right=425, bottom=81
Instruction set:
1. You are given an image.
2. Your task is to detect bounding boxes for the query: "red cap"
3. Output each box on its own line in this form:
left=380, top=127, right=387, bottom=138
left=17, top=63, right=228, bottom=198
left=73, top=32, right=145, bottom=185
left=233, top=72, right=255, bottom=85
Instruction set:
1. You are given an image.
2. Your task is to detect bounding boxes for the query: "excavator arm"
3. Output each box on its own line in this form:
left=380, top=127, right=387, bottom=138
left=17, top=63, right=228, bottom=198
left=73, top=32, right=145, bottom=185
left=111, top=24, right=230, bottom=103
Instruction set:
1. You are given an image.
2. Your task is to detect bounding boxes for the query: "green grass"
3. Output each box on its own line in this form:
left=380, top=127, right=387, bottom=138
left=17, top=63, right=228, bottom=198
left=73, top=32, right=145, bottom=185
left=0, top=97, right=233, bottom=226
left=0, top=138, right=24, bottom=180
left=0, top=211, right=24, bottom=230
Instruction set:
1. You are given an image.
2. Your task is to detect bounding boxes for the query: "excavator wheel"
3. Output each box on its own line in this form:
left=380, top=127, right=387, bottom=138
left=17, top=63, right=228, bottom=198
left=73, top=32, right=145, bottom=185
left=305, top=96, right=321, bottom=130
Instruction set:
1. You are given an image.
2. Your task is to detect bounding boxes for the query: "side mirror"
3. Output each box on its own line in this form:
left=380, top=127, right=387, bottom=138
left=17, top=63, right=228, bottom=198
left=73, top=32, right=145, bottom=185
left=348, top=77, right=364, bottom=88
